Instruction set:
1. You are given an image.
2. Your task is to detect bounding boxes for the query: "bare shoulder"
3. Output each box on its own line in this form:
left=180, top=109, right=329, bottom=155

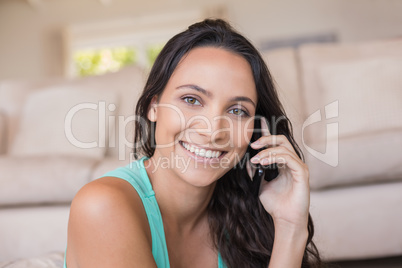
left=66, top=177, right=156, bottom=268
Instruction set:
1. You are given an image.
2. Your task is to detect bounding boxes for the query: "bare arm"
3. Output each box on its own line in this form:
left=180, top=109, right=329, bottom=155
left=268, top=220, right=308, bottom=268
left=66, top=177, right=157, bottom=268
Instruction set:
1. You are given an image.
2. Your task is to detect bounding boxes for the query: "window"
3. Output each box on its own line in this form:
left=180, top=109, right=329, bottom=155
left=63, top=6, right=227, bottom=78
left=74, top=46, right=137, bottom=77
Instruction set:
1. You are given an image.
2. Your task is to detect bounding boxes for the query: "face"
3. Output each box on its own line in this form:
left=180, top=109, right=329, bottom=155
left=148, top=46, right=257, bottom=187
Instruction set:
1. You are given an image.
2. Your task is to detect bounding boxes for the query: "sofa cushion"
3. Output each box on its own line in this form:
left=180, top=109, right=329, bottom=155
left=300, top=39, right=402, bottom=145
left=307, top=129, right=402, bottom=189
left=0, top=65, right=145, bottom=160
left=0, top=252, right=64, bottom=268
left=9, top=86, right=117, bottom=159
left=97, top=65, right=146, bottom=161
left=0, top=206, right=69, bottom=263
left=304, top=57, right=402, bottom=189
left=299, top=38, right=402, bottom=120
left=310, top=181, right=402, bottom=260
left=317, top=57, right=402, bottom=140
left=0, top=155, right=97, bottom=206
left=298, top=39, right=402, bottom=188
left=0, top=79, right=65, bottom=153
left=0, top=110, right=6, bottom=155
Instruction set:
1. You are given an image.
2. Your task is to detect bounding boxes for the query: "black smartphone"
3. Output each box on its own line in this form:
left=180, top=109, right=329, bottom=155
left=249, top=117, right=279, bottom=196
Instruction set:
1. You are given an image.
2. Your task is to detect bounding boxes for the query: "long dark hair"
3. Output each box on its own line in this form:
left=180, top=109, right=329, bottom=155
left=134, top=19, right=323, bottom=268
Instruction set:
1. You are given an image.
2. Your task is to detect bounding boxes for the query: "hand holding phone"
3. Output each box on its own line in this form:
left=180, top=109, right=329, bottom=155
left=247, top=117, right=279, bottom=196
left=257, top=117, right=279, bottom=181
left=248, top=117, right=311, bottom=228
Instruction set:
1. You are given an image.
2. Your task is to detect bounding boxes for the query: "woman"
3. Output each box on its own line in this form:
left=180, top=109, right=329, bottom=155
left=65, top=19, right=323, bottom=268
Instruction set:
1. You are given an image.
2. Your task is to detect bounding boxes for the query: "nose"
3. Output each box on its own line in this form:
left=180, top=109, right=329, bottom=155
left=187, top=111, right=230, bottom=146
left=209, top=115, right=230, bottom=142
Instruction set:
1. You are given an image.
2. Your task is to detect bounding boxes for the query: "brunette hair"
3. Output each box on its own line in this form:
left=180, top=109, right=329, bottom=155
left=134, top=18, right=323, bottom=268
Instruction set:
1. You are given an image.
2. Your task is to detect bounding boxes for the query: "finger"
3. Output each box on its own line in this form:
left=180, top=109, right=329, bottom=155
left=250, top=146, right=303, bottom=166
left=251, top=135, right=297, bottom=155
left=259, top=153, right=308, bottom=181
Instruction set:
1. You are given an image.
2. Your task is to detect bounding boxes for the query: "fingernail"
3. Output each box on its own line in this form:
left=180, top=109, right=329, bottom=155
left=251, top=140, right=260, bottom=146
left=250, top=155, right=260, bottom=163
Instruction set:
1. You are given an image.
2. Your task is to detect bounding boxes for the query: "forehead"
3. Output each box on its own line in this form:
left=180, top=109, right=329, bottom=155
left=167, top=46, right=257, bottom=100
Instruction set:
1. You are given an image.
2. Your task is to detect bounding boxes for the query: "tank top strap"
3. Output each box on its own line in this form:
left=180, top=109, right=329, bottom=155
left=218, top=252, right=227, bottom=268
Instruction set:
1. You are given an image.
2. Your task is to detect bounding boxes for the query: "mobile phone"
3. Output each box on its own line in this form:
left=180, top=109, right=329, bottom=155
left=249, top=117, right=279, bottom=195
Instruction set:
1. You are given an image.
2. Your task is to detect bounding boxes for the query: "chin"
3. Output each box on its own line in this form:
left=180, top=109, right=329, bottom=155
left=177, top=165, right=224, bottom=187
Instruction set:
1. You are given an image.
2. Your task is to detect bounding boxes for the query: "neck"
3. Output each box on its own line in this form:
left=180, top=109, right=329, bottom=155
left=144, top=154, right=216, bottom=234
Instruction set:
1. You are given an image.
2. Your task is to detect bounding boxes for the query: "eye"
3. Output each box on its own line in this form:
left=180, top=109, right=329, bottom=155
left=183, top=96, right=201, bottom=106
left=229, top=108, right=249, bottom=117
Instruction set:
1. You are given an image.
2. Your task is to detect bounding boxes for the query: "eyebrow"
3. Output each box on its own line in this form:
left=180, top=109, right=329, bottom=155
left=176, top=84, right=256, bottom=107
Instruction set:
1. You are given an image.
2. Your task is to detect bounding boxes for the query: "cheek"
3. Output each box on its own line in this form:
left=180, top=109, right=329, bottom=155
left=232, top=121, right=254, bottom=151
left=155, top=106, right=185, bottom=144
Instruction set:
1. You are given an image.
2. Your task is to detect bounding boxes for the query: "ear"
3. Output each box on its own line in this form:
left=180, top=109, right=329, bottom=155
left=147, top=96, right=159, bottom=122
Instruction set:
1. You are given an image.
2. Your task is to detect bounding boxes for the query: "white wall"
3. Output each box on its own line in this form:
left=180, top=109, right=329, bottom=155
left=0, top=0, right=402, bottom=80
left=230, top=0, right=402, bottom=43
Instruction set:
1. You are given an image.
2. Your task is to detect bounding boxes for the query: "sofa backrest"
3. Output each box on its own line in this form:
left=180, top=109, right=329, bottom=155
left=0, top=65, right=146, bottom=161
left=299, top=38, right=402, bottom=142
left=262, top=48, right=304, bottom=148
left=0, top=78, right=66, bottom=153
left=298, top=38, right=402, bottom=189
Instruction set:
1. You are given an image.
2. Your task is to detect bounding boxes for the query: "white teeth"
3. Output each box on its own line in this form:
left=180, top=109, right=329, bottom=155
left=199, top=149, right=206, bottom=157
left=181, top=141, right=222, bottom=159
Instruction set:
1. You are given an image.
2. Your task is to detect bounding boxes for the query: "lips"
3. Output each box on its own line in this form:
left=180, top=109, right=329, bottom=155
left=179, top=141, right=227, bottom=159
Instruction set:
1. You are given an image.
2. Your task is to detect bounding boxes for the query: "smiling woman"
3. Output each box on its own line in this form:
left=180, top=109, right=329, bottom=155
left=64, top=19, right=324, bottom=268
left=145, top=46, right=257, bottom=183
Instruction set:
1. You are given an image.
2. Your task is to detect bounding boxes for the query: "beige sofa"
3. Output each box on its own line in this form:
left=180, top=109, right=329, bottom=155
left=0, top=66, right=146, bottom=265
left=1, top=38, right=401, bottom=266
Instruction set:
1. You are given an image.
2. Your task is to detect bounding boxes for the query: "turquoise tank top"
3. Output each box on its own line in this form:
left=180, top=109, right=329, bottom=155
left=64, top=156, right=227, bottom=268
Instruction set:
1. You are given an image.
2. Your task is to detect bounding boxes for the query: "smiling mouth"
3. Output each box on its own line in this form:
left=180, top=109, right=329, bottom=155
left=179, top=141, right=227, bottom=159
